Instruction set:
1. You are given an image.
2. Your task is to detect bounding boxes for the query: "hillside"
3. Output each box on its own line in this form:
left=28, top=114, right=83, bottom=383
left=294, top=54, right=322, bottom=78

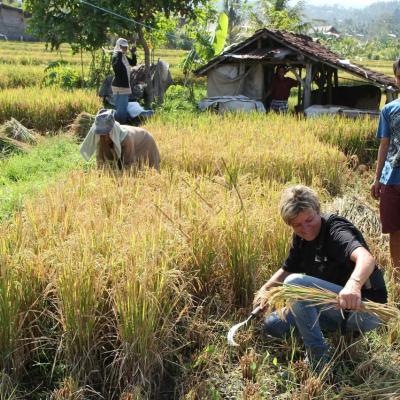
left=304, top=0, right=400, bottom=38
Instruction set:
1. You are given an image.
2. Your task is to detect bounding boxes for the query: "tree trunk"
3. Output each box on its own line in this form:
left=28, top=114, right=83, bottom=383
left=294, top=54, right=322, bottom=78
left=137, top=26, right=154, bottom=107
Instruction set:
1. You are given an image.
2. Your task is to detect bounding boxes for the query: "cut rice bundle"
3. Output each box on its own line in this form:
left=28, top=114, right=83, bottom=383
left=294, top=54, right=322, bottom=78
left=0, top=118, right=38, bottom=145
left=68, top=112, right=95, bottom=140
left=260, top=284, right=399, bottom=323
left=0, top=134, right=31, bottom=157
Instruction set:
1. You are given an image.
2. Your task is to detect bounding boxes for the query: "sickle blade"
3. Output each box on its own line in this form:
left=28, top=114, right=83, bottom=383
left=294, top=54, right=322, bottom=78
left=227, top=316, right=252, bottom=346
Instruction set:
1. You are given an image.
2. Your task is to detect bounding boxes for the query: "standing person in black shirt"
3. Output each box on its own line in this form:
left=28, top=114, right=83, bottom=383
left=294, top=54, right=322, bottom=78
left=111, top=38, right=137, bottom=124
left=253, top=185, right=387, bottom=371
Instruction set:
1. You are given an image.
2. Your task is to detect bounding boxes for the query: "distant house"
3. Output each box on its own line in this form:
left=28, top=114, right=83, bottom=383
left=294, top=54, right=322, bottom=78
left=0, top=2, right=34, bottom=40
left=309, top=25, right=340, bottom=38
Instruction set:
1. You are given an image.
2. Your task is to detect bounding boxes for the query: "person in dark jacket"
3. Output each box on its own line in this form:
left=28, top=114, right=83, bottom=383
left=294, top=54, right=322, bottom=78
left=111, top=37, right=137, bottom=124
left=253, top=185, right=387, bottom=372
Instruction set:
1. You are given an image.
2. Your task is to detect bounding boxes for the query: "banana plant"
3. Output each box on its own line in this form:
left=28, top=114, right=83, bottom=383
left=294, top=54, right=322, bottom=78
left=182, top=12, right=229, bottom=77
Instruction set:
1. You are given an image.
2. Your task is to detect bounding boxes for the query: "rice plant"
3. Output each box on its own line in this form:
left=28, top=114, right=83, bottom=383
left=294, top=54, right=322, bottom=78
left=0, top=88, right=101, bottom=132
left=0, top=75, right=397, bottom=397
left=224, top=216, right=262, bottom=308
left=148, top=112, right=347, bottom=195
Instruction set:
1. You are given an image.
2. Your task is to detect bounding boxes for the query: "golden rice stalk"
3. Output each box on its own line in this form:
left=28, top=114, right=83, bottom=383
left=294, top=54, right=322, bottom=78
left=259, top=284, right=400, bottom=323
left=68, top=111, right=95, bottom=140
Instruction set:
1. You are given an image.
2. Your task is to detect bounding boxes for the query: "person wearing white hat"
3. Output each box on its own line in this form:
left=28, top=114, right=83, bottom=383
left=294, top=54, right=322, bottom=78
left=111, top=37, right=137, bottom=124
left=80, top=109, right=160, bottom=171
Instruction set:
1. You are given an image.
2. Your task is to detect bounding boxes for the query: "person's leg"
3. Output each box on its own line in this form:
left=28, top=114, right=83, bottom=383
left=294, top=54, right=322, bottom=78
left=114, top=94, right=129, bottom=124
left=390, top=230, right=400, bottom=280
left=344, top=311, right=380, bottom=333
left=263, top=309, right=296, bottom=339
left=379, top=185, right=400, bottom=284
left=283, top=274, right=345, bottom=360
left=284, top=274, right=382, bottom=362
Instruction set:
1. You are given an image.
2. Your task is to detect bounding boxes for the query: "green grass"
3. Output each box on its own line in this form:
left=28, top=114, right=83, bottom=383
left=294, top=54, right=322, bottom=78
left=0, top=136, right=85, bottom=220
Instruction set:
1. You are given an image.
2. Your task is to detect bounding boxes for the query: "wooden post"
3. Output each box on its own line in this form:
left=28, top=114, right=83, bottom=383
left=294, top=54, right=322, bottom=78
left=303, top=63, right=313, bottom=109
left=334, top=70, right=339, bottom=87
left=315, top=64, right=325, bottom=104
left=386, top=91, right=395, bottom=104
left=297, top=67, right=303, bottom=109
left=327, top=69, right=333, bottom=104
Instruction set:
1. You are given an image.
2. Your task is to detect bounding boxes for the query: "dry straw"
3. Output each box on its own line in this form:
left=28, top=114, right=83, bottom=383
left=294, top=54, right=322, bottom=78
left=0, top=134, right=30, bottom=157
left=260, top=284, right=400, bottom=323
left=0, top=118, right=38, bottom=144
left=68, top=111, right=95, bottom=140
left=0, top=118, right=38, bottom=157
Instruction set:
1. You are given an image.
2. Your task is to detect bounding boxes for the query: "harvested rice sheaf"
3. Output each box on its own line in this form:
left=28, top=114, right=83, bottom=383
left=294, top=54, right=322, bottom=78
left=69, top=112, right=95, bottom=140
left=0, top=118, right=38, bottom=157
left=0, top=118, right=38, bottom=144
left=0, top=134, right=31, bottom=157
left=260, top=285, right=400, bottom=323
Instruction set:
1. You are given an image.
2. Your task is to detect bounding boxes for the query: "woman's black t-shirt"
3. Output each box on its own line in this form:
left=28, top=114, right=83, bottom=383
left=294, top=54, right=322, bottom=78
left=282, top=214, right=387, bottom=303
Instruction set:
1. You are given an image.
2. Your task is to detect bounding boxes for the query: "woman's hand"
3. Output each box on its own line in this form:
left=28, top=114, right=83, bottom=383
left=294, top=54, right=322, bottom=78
left=253, top=286, right=269, bottom=310
left=338, top=279, right=362, bottom=310
left=370, top=179, right=381, bottom=200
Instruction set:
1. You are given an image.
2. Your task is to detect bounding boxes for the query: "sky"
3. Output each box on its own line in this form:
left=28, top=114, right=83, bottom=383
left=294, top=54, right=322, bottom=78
left=295, top=0, right=391, bottom=8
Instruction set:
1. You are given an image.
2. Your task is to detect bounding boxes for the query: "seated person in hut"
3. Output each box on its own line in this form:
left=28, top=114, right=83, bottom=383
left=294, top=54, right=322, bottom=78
left=80, top=109, right=160, bottom=171
left=265, top=65, right=301, bottom=113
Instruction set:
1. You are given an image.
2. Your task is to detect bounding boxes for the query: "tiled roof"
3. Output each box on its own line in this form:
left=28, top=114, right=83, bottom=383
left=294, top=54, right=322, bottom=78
left=195, top=28, right=398, bottom=90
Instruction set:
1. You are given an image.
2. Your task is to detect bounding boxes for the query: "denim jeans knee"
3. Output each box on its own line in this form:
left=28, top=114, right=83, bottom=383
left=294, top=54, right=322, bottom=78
left=263, top=311, right=295, bottom=338
left=283, top=273, right=307, bottom=287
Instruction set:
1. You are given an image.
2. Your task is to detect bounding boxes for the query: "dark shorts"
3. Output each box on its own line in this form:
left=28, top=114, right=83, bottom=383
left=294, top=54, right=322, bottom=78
left=380, top=184, right=400, bottom=234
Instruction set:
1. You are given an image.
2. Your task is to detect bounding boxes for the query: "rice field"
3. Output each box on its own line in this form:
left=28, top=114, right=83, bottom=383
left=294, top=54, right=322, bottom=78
left=0, top=87, right=101, bottom=131
left=0, top=42, right=399, bottom=399
left=0, top=42, right=187, bottom=87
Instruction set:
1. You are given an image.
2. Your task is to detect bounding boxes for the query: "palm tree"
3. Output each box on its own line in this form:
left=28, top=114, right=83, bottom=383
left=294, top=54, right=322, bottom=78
left=250, top=0, right=308, bottom=33
left=223, top=0, right=250, bottom=44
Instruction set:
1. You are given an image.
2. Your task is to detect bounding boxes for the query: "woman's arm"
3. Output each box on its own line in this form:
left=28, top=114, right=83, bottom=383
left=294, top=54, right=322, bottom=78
left=371, top=137, right=390, bottom=199
left=338, top=247, right=376, bottom=310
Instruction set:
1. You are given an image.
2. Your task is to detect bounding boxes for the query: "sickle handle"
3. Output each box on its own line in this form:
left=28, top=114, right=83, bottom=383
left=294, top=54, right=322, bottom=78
left=250, top=305, right=263, bottom=317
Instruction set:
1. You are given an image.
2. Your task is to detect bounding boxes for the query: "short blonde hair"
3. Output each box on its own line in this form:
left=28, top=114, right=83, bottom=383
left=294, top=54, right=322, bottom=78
left=279, top=185, right=320, bottom=224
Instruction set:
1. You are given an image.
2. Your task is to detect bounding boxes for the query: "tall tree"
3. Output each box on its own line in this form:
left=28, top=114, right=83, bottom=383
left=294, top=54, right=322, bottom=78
left=24, top=0, right=208, bottom=103
left=249, top=0, right=307, bottom=33
left=223, top=0, right=250, bottom=45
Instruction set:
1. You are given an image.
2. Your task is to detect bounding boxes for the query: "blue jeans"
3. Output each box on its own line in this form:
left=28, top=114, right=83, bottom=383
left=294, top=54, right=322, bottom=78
left=114, top=93, right=129, bottom=124
left=263, top=274, right=381, bottom=358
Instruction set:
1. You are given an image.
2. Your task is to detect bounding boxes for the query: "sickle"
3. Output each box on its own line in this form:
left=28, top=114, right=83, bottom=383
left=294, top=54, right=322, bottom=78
left=227, top=306, right=262, bottom=346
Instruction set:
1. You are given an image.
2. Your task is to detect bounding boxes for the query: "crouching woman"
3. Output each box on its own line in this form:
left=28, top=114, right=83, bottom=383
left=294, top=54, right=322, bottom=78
left=80, top=109, right=160, bottom=171
left=253, top=185, right=387, bottom=371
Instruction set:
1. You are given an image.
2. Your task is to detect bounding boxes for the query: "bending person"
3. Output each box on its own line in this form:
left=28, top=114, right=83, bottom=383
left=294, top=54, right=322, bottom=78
left=111, top=37, right=137, bottom=124
left=80, top=109, right=160, bottom=171
left=253, top=185, right=387, bottom=372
